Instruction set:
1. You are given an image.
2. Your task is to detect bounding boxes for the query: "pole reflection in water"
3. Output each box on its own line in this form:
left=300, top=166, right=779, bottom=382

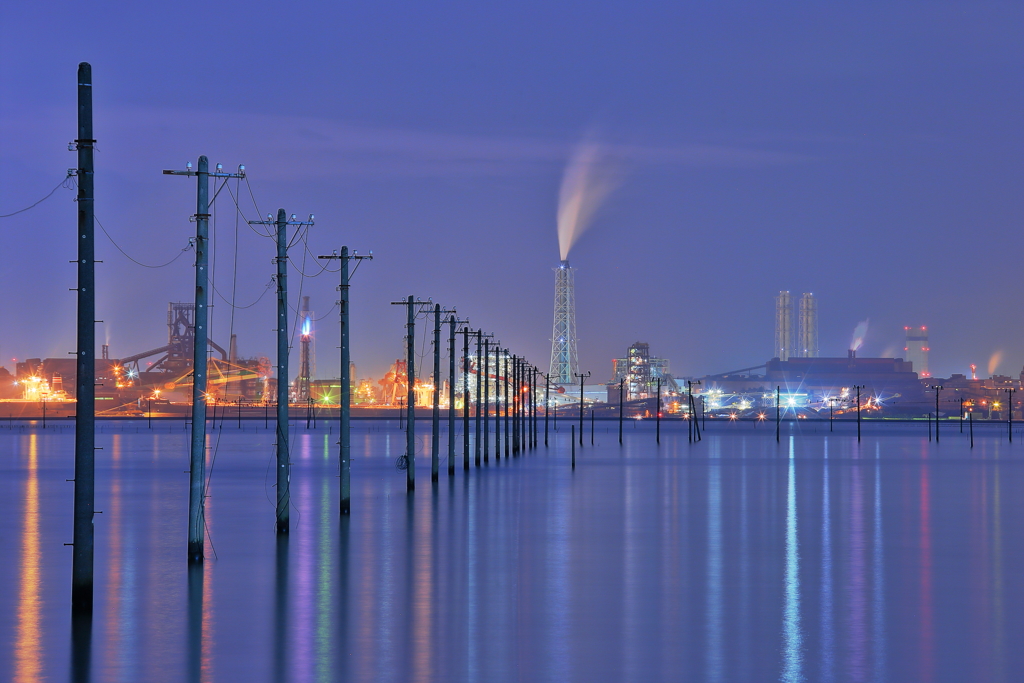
left=781, top=436, right=803, bottom=683
left=70, top=610, right=92, bottom=683
left=274, top=535, right=289, bottom=683
left=15, top=434, right=43, bottom=683
left=187, top=563, right=204, bottom=683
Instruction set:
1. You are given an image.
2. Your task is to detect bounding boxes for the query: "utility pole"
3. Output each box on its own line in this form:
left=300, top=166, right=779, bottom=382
left=574, top=371, right=591, bottom=446
left=655, top=377, right=662, bottom=445
left=503, top=350, right=510, bottom=457
left=854, top=385, right=865, bottom=443
left=931, top=385, right=944, bottom=443
left=71, top=62, right=97, bottom=611
left=1006, top=387, right=1014, bottom=443
left=776, top=386, right=781, bottom=443
left=483, top=338, right=493, bottom=462
left=318, top=247, right=372, bottom=514
left=249, top=210, right=311, bottom=534
left=619, top=378, right=624, bottom=445
left=496, top=349, right=504, bottom=457
left=166, top=156, right=246, bottom=556
left=462, top=327, right=472, bottom=470
left=446, top=312, right=467, bottom=476
left=391, top=297, right=430, bottom=489
left=544, top=373, right=551, bottom=447
left=512, top=355, right=519, bottom=455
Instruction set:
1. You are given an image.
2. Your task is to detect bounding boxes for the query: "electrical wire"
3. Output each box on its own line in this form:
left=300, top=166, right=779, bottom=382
left=95, top=215, right=193, bottom=268
left=0, top=174, right=74, bottom=218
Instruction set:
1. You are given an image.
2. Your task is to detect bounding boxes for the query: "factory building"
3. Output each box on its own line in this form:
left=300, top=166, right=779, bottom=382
left=764, top=351, right=926, bottom=404
left=609, top=342, right=678, bottom=401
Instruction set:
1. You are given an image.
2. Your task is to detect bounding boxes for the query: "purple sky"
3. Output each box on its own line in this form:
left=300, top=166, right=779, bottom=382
left=2, top=2, right=1022, bottom=382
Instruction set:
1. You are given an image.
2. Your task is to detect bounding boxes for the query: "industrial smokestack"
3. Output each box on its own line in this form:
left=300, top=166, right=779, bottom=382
left=549, top=260, right=579, bottom=385
left=798, top=293, right=818, bottom=358
left=775, top=291, right=793, bottom=361
left=229, top=334, right=237, bottom=365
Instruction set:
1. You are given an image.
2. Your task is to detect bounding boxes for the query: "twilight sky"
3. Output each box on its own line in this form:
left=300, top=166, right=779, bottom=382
left=1, top=1, right=1022, bottom=382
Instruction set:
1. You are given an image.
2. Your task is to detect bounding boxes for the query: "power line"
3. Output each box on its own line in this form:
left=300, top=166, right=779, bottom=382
left=96, top=215, right=193, bottom=268
left=0, top=174, right=75, bottom=218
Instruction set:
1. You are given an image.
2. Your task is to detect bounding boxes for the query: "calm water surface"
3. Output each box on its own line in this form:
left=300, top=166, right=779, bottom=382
left=1, top=419, right=1022, bottom=682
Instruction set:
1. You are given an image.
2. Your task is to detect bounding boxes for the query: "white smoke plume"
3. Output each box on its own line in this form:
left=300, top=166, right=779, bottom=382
left=557, top=140, right=621, bottom=261
left=988, top=350, right=1002, bottom=376
left=850, top=319, right=870, bottom=352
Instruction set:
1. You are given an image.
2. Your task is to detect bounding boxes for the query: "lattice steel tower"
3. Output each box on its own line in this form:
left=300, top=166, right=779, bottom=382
left=798, top=292, right=818, bottom=357
left=775, top=290, right=794, bottom=361
left=549, top=260, right=579, bottom=385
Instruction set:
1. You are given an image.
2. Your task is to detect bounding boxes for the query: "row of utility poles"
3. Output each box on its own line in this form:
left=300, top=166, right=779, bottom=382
left=390, top=299, right=557, bottom=490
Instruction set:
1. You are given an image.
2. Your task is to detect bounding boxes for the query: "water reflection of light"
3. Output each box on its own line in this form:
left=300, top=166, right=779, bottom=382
left=14, top=433, right=41, bottom=683
left=820, top=439, right=835, bottom=683
left=705, top=444, right=723, bottom=682
left=848, top=459, right=867, bottom=679
left=873, top=444, right=887, bottom=679
left=919, top=450, right=934, bottom=682
left=781, top=437, right=803, bottom=683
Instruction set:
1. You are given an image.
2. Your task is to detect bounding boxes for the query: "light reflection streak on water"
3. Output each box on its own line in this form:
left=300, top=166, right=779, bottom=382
left=991, top=458, right=1005, bottom=682
left=872, top=444, right=886, bottom=683
left=781, top=436, right=803, bottom=683
left=820, top=439, right=835, bottom=683
left=546, top=470, right=570, bottom=681
left=467, top=477, right=478, bottom=682
left=739, top=439, right=751, bottom=679
left=13, top=433, right=41, bottom=683
left=849, top=458, right=867, bottom=680
left=315, top=476, right=334, bottom=683
left=412, top=488, right=432, bottom=682
left=104, top=433, right=141, bottom=681
left=295, top=446, right=314, bottom=683
left=919, top=451, right=934, bottom=682
left=623, top=458, right=639, bottom=678
left=706, top=440, right=723, bottom=682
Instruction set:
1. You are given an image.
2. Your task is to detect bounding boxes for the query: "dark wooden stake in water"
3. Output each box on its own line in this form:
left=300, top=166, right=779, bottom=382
left=571, top=424, right=576, bottom=469
left=970, top=409, right=974, bottom=448
left=959, top=396, right=964, bottom=433
left=72, top=62, right=96, bottom=611
left=591, top=408, right=595, bottom=445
